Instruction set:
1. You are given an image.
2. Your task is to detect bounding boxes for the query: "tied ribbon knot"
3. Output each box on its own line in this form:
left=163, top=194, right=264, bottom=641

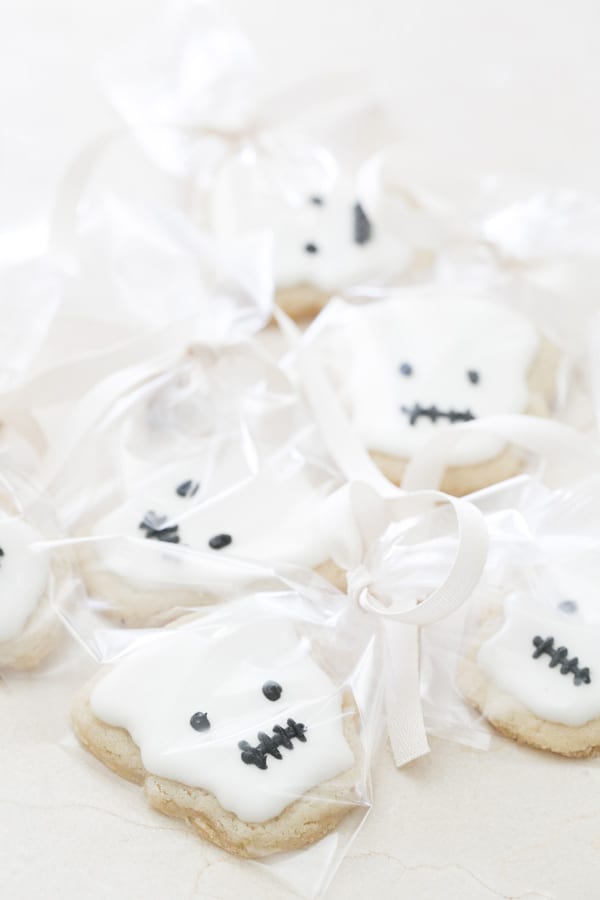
left=346, top=563, right=377, bottom=612
left=344, top=551, right=438, bottom=766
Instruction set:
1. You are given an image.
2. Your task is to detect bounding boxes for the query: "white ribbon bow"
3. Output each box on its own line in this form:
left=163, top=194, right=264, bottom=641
left=273, top=308, right=492, bottom=766
left=281, top=300, right=600, bottom=765
left=318, top=479, right=488, bottom=766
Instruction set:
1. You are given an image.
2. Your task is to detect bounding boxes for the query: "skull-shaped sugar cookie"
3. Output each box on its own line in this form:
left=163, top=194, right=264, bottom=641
left=459, top=591, right=600, bottom=756
left=0, top=515, right=59, bottom=669
left=329, top=296, right=559, bottom=495
left=208, top=159, right=405, bottom=320
left=72, top=618, right=362, bottom=857
left=81, top=446, right=343, bottom=625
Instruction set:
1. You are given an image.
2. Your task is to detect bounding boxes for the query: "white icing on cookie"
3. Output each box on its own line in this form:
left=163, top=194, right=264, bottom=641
left=478, top=593, right=600, bottom=727
left=0, top=518, right=49, bottom=642
left=90, top=619, right=355, bottom=823
left=210, top=160, right=404, bottom=291
left=90, top=453, right=337, bottom=592
left=542, top=567, right=600, bottom=625
left=332, top=297, right=541, bottom=466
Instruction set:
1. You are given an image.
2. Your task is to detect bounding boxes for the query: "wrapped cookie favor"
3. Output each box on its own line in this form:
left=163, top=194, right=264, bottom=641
left=297, top=286, right=577, bottom=495
left=47, top=338, right=352, bottom=629
left=457, top=474, right=600, bottom=757
left=71, top=584, right=379, bottom=893
left=97, top=0, right=452, bottom=321
left=0, top=193, right=273, bottom=484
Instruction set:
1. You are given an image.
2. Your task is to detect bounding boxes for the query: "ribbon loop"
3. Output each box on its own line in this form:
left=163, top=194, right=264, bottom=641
left=284, top=327, right=490, bottom=767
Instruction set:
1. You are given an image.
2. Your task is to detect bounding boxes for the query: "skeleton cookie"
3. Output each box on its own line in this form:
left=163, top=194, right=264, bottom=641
left=0, top=514, right=59, bottom=669
left=459, top=591, right=600, bottom=756
left=209, top=163, right=404, bottom=320
left=329, top=296, right=559, bottom=495
left=81, top=449, right=343, bottom=625
left=71, top=618, right=362, bottom=857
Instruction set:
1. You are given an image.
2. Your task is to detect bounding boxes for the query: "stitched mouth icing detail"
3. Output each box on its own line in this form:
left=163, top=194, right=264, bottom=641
left=400, top=404, right=476, bottom=426
left=238, top=718, right=307, bottom=769
left=532, top=635, right=591, bottom=686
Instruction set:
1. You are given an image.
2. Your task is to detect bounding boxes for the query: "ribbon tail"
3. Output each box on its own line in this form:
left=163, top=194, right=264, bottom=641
left=383, top=620, right=429, bottom=766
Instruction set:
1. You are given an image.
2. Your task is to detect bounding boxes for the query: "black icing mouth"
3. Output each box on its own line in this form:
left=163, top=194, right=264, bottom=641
left=238, top=718, right=307, bottom=769
left=401, top=404, right=476, bottom=426
left=532, top=635, right=591, bottom=686
left=139, top=510, right=180, bottom=543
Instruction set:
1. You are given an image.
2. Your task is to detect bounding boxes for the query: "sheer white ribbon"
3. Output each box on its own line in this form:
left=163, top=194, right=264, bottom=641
left=276, top=308, right=491, bottom=765
left=402, top=414, right=600, bottom=491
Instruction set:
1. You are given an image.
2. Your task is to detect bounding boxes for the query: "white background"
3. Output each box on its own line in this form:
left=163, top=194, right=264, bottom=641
left=2, top=0, right=600, bottom=237
left=1, top=1, right=600, bottom=898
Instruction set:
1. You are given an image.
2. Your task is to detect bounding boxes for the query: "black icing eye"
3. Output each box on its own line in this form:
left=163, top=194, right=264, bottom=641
left=190, top=712, right=210, bottom=731
left=467, top=370, right=480, bottom=385
left=304, top=242, right=319, bottom=254
left=209, top=533, right=232, bottom=550
left=399, top=362, right=413, bottom=377
left=559, top=599, right=578, bottom=614
left=353, top=202, right=372, bottom=245
left=262, top=680, right=282, bottom=701
left=309, top=195, right=324, bottom=206
left=176, top=479, right=200, bottom=498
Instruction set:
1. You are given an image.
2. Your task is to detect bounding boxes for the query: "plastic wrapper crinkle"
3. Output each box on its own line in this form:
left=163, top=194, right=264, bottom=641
left=0, top=465, right=79, bottom=672
left=473, top=177, right=600, bottom=274
left=295, top=281, right=599, bottom=498
left=399, top=164, right=600, bottom=280
left=429, top=176, right=600, bottom=363
left=0, top=194, right=273, bottom=476
left=96, top=0, right=457, bottom=320
left=46, top=337, right=351, bottom=628
left=454, top=474, right=600, bottom=758
left=69, top=582, right=380, bottom=896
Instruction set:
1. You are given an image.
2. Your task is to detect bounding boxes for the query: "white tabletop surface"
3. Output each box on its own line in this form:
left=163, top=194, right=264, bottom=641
left=1, top=1, right=600, bottom=898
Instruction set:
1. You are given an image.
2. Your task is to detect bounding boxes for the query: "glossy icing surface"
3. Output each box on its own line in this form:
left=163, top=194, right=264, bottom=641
left=91, top=619, right=355, bottom=823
